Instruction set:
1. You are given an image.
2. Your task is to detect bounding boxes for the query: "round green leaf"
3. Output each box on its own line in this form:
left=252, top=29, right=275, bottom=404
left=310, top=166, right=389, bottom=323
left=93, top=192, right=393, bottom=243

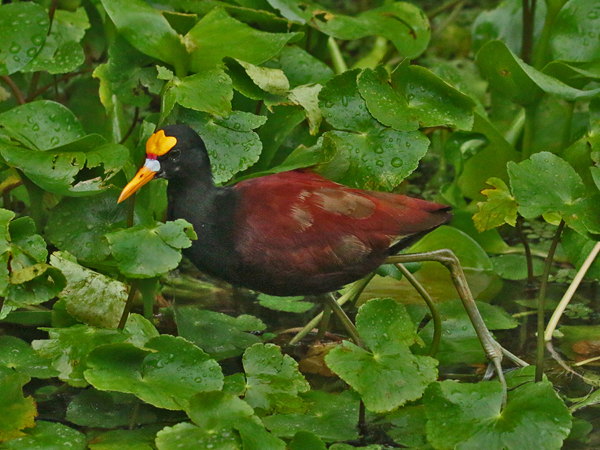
left=262, top=390, right=360, bottom=442
left=186, top=391, right=255, bottom=430
left=508, top=152, right=586, bottom=218
left=0, top=336, right=57, bottom=379
left=0, top=370, right=36, bottom=441
left=0, top=101, right=84, bottom=150
left=46, top=190, right=128, bottom=261
left=84, top=335, right=224, bottom=410
left=155, top=422, right=241, bottom=450
left=175, top=307, right=265, bottom=360
left=424, top=376, right=572, bottom=450
left=243, top=343, right=310, bottom=414
left=263, top=45, right=334, bottom=87
left=180, top=110, right=265, bottom=184
left=21, top=8, right=89, bottom=75
left=187, top=8, right=301, bottom=72
left=166, top=69, right=233, bottom=116
left=0, top=3, right=48, bottom=76
left=105, top=219, right=196, bottom=278
left=100, top=0, right=188, bottom=76
left=49, top=252, right=127, bottom=328
left=551, top=0, right=600, bottom=62
left=325, top=298, right=438, bottom=413
left=0, top=421, right=86, bottom=450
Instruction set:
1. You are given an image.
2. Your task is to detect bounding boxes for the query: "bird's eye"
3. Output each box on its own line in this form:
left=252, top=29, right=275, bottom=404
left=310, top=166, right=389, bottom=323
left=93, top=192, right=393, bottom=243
left=170, top=149, right=181, bottom=161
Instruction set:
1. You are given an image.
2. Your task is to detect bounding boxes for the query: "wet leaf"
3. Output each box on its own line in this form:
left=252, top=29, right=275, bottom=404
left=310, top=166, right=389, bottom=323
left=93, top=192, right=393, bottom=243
left=46, top=190, right=128, bottom=261
left=477, top=40, right=600, bottom=106
left=424, top=373, right=572, bottom=450
left=22, top=8, right=89, bottom=74
left=325, top=298, right=438, bottom=413
left=180, top=109, right=266, bottom=183
left=162, top=68, right=233, bottom=117
left=551, top=0, right=600, bottom=62
left=243, top=343, right=310, bottom=414
left=289, top=431, right=326, bottom=450
left=263, top=45, right=334, bottom=87
left=262, top=390, right=360, bottom=442
left=88, top=425, right=164, bottom=450
left=0, top=336, right=57, bottom=379
left=67, top=389, right=179, bottom=429
left=267, top=1, right=430, bottom=59
left=0, top=421, right=85, bottom=450
left=0, top=370, right=36, bottom=441
left=473, top=177, right=518, bottom=232
left=105, top=219, right=197, bottom=278
left=155, top=422, right=241, bottom=450
left=175, top=307, right=265, bottom=360
left=100, top=0, right=188, bottom=76
left=491, top=254, right=545, bottom=280
left=0, top=3, right=48, bottom=76
left=84, top=335, right=224, bottom=410
left=257, top=294, right=314, bottom=313
left=49, top=252, right=127, bottom=328
left=186, top=8, right=300, bottom=72
left=0, top=100, right=84, bottom=150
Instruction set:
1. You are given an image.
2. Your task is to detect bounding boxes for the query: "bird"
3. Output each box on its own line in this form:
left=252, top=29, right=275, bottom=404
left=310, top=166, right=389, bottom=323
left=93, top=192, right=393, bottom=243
left=118, top=124, right=452, bottom=297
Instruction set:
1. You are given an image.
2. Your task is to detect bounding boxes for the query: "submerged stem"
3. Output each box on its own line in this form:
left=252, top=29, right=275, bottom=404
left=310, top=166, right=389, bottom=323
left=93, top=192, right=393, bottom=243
left=535, top=220, right=564, bottom=382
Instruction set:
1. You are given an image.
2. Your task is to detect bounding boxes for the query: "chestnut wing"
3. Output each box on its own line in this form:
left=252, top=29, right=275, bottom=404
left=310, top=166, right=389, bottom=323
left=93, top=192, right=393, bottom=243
left=233, top=170, right=450, bottom=278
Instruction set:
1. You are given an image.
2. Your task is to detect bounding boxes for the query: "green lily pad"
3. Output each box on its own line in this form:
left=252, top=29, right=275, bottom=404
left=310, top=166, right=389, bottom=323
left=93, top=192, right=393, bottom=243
left=325, top=298, right=438, bottom=413
left=155, top=422, right=242, bottom=450
left=0, top=421, right=86, bottom=450
left=491, top=254, right=545, bottom=280
left=243, top=343, right=310, bottom=414
left=31, top=316, right=157, bottom=386
left=0, top=3, right=48, bottom=76
left=551, top=0, right=600, bottom=62
left=100, top=0, right=188, bottom=76
left=179, top=109, right=266, bottom=184
left=49, top=252, right=127, bottom=328
left=289, top=432, right=326, bottom=450
left=267, top=0, right=430, bottom=59
left=175, top=307, right=265, bottom=360
left=508, top=152, right=592, bottom=233
left=105, top=219, right=197, bottom=278
left=390, top=62, right=476, bottom=130
left=424, top=374, right=572, bottom=450
left=385, top=405, right=428, bottom=447
left=22, top=8, right=89, bottom=74
left=257, top=294, right=314, bottom=313
left=262, top=390, right=360, bottom=442
left=0, top=134, right=128, bottom=197
left=263, top=45, right=334, bottom=87
left=186, top=8, right=300, bottom=72
left=473, top=177, right=518, bottom=232
left=88, top=425, right=164, bottom=450
left=0, top=370, right=36, bottom=442
left=84, top=335, right=224, bottom=410
left=160, top=68, right=233, bottom=118
left=0, top=336, right=57, bottom=379
left=67, top=389, right=180, bottom=429
left=46, top=190, right=128, bottom=262
left=477, top=40, right=600, bottom=106
left=0, top=100, right=84, bottom=150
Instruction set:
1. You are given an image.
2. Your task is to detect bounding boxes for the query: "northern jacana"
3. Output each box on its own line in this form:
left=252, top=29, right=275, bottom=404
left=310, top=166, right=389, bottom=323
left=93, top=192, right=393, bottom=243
left=118, top=125, right=453, bottom=297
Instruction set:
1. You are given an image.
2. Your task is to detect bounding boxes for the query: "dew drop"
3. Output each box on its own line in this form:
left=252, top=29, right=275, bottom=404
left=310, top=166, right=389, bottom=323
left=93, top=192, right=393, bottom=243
left=391, top=157, right=403, bottom=168
left=26, top=47, right=37, bottom=57
left=31, top=34, right=44, bottom=46
left=405, top=141, right=411, bottom=148
left=50, top=136, right=60, bottom=145
left=376, top=160, right=384, bottom=167
left=32, top=123, right=39, bottom=131
left=9, top=43, right=21, bottom=53
left=374, top=147, right=384, bottom=154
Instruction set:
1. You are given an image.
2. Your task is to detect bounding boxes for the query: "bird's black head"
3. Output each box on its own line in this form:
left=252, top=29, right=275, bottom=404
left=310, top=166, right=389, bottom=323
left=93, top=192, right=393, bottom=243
left=155, top=125, right=211, bottom=181
left=118, top=124, right=212, bottom=203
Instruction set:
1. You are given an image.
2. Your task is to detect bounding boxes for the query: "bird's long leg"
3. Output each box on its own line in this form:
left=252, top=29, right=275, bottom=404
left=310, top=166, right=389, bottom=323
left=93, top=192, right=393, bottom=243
left=387, top=249, right=528, bottom=407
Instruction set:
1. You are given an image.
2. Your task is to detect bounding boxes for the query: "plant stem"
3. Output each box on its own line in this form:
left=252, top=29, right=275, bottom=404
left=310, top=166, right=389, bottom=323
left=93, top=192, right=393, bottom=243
left=0, top=76, right=26, bottom=105
left=545, top=241, right=600, bottom=341
left=516, top=216, right=535, bottom=287
left=327, top=37, right=348, bottom=74
left=521, top=0, right=536, bottom=64
left=118, top=281, right=139, bottom=330
left=522, top=103, right=539, bottom=161
left=535, top=220, right=564, bottom=382
left=395, top=263, right=441, bottom=357
left=532, top=0, right=569, bottom=69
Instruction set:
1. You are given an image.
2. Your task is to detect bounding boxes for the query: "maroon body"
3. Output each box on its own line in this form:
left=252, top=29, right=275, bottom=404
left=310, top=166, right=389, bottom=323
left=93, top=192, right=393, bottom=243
left=225, top=169, right=452, bottom=295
